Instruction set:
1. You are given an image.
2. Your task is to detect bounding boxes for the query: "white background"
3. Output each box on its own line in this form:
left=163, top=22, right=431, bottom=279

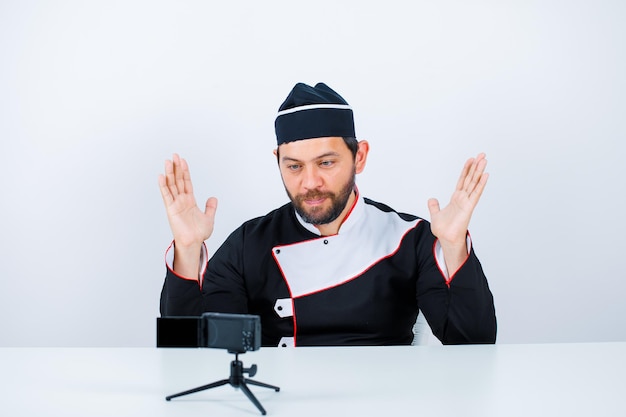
left=1, top=0, right=624, bottom=347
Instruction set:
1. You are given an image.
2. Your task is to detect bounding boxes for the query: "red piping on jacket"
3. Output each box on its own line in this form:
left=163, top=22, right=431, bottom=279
left=432, top=232, right=472, bottom=288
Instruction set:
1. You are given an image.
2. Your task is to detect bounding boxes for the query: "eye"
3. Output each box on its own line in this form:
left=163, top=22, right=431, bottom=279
left=320, top=160, right=335, bottom=167
left=286, top=164, right=301, bottom=171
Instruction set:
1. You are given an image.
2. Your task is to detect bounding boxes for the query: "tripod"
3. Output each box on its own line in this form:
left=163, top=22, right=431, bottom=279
left=165, top=351, right=280, bottom=415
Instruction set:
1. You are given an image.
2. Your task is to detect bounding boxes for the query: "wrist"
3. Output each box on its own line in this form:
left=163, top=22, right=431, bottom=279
left=436, top=234, right=471, bottom=280
left=437, top=238, right=467, bottom=254
left=174, top=241, right=202, bottom=250
left=172, top=243, right=203, bottom=279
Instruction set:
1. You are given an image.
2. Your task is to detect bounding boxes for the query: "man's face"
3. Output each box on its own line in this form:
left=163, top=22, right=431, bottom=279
left=275, top=137, right=365, bottom=226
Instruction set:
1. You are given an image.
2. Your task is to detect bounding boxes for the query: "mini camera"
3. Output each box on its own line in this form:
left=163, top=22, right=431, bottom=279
left=157, top=312, right=261, bottom=353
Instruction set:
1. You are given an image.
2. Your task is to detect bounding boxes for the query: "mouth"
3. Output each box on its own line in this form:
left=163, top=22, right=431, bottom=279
left=303, top=197, right=327, bottom=206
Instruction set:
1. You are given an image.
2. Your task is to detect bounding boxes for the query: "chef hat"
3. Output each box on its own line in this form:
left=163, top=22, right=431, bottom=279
left=275, top=82, right=356, bottom=145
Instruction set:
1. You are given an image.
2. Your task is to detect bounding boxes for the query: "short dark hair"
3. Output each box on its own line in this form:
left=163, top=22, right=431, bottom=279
left=342, top=137, right=358, bottom=158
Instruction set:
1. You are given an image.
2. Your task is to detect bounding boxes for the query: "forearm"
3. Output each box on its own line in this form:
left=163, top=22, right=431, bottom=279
left=160, top=241, right=208, bottom=317
left=439, top=239, right=468, bottom=279
left=432, top=233, right=473, bottom=284
left=159, top=268, right=205, bottom=316
left=444, top=253, right=497, bottom=344
left=419, top=246, right=497, bottom=344
left=172, top=242, right=204, bottom=279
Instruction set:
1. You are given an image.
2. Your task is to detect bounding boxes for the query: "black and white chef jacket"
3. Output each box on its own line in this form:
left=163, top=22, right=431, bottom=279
left=160, top=194, right=496, bottom=347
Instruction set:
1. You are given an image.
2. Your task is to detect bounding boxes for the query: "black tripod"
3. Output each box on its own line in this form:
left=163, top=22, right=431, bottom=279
left=165, top=352, right=280, bottom=415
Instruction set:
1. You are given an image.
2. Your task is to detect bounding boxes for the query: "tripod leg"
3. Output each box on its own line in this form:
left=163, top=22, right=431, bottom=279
left=238, top=381, right=267, bottom=415
left=245, top=378, right=281, bottom=392
left=166, top=379, right=229, bottom=401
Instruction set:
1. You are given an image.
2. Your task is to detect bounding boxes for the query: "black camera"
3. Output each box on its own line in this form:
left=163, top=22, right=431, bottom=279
left=157, top=312, right=261, bottom=353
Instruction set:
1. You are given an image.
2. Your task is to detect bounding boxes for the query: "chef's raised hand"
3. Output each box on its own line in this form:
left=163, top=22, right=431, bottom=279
left=427, top=153, right=489, bottom=275
left=158, top=153, right=218, bottom=278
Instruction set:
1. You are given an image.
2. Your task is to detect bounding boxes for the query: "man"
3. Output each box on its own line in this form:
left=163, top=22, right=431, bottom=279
left=159, top=82, right=496, bottom=347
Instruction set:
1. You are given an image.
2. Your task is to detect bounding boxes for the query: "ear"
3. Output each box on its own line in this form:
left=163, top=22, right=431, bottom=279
left=354, top=140, right=370, bottom=174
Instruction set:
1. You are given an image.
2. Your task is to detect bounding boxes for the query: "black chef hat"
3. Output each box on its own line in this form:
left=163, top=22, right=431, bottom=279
left=275, top=82, right=356, bottom=145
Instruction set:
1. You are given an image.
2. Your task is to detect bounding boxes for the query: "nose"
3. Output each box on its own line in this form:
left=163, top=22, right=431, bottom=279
left=301, top=165, right=323, bottom=190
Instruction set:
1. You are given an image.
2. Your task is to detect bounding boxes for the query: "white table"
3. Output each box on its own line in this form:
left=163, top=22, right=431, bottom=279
left=1, top=343, right=625, bottom=416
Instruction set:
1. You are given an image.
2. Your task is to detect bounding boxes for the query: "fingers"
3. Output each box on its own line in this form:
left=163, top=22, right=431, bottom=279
left=173, top=153, right=186, bottom=196
left=427, top=198, right=440, bottom=216
left=469, top=172, right=489, bottom=204
left=205, top=197, right=218, bottom=218
left=162, top=153, right=193, bottom=197
left=163, top=156, right=178, bottom=198
left=158, top=173, right=174, bottom=206
left=457, top=153, right=488, bottom=197
left=181, top=157, right=194, bottom=196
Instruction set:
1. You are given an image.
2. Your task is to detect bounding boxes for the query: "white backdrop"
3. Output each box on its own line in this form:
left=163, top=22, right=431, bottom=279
left=1, top=0, right=624, bottom=346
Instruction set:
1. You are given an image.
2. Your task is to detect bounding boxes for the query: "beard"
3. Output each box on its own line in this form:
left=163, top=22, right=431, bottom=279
left=287, top=171, right=356, bottom=225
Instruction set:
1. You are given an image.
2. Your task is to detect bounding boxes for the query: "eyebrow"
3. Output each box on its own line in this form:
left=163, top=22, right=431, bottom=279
left=280, top=151, right=341, bottom=164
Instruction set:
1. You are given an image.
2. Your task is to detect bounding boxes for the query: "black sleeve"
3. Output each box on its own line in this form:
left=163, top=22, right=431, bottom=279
left=159, top=227, right=250, bottom=317
left=442, top=250, right=496, bottom=344
left=415, top=231, right=497, bottom=344
left=201, top=227, right=250, bottom=314
left=159, top=269, right=204, bottom=316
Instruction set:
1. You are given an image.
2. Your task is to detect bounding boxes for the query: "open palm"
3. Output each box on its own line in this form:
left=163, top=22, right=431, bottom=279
left=428, top=153, right=489, bottom=246
left=158, top=154, right=217, bottom=248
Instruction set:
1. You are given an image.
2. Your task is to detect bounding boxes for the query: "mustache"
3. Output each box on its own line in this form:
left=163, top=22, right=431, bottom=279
left=296, top=191, right=334, bottom=201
